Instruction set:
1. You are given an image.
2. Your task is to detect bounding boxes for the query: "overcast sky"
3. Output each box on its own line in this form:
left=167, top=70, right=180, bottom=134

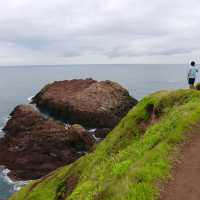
left=0, top=0, right=200, bottom=65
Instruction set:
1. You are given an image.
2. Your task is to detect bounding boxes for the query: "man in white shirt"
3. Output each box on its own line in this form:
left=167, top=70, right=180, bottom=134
left=187, top=61, right=198, bottom=89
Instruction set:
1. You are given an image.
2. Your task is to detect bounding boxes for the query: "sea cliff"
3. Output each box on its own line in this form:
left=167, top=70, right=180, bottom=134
left=9, top=89, right=200, bottom=200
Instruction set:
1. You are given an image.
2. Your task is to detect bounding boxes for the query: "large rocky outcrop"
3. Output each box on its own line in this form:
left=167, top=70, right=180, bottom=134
left=0, top=79, right=137, bottom=181
left=0, top=105, right=94, bottom=180
left=32, top=79, right=137, bottom=128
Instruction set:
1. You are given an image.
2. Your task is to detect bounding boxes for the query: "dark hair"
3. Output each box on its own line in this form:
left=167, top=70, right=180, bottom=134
left=191, top=61, right=196, bottom=66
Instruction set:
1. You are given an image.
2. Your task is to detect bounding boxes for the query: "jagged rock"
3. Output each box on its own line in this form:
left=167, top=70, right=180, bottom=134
left=67, top=124, right=94, bottom=149
left=32, top=79, right=137, bottom=128
left=0, top=105, right=94, bottom=180
left=0, top=79, right=137, bottom=181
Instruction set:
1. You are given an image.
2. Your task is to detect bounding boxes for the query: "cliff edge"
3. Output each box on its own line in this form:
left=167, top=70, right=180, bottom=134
left=10, top=89, right=200, bottom=200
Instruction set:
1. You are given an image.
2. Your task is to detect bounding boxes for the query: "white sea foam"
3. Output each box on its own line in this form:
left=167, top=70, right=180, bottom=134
left=2, top=116, right=10, bottom=124
left=2, top=169, right=13, bottom=184
left=88, top=128, right=97, bottom=133
left=0, top=167, right=30, bottom=191
left=88, top=129, right=102, bottom=141
left=13, top=180, right=30, bottom=191
left=27, top=96, right=34, bottom=102
left=92, top=134, right=102, bottom=142
left=0, top=127, right=5, bottom=138
left=65, top=123, right=71, bottom=130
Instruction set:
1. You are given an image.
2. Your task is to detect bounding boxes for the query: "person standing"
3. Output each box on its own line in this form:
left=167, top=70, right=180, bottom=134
left=187, top=61, right=198, bottom=89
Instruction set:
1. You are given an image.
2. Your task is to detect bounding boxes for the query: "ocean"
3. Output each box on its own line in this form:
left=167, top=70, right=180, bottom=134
left=0, top=64, right=190, bottom=199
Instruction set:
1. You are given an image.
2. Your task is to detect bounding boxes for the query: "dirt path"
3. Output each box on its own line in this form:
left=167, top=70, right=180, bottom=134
left=160, top=127, right=200, bottom=200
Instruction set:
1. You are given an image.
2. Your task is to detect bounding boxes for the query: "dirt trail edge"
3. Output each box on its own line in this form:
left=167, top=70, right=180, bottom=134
left=160, top=125, right=200, bottom=200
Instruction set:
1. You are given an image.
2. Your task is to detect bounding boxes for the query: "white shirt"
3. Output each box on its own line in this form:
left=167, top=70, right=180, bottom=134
left=187, top=66, right=198, bottom=79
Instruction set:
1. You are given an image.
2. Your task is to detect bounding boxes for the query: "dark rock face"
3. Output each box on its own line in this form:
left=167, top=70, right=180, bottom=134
left=0, top=105, right=94, bottom=180
left=0, top=79, right=137, bottom=181
left=33, top=79, right=137, bottom=128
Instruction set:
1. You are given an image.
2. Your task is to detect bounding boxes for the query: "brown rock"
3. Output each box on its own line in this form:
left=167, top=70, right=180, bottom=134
left=0, top=79, right=137, bottom=181
left=0, top=105, right=94, bottom=180
left=32, top=79, right=137, bottom=128
left=68, top=124, right=94, bottom=149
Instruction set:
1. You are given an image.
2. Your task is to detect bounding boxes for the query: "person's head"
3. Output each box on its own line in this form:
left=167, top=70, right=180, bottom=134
left=191, top=61, right=196, bottom=67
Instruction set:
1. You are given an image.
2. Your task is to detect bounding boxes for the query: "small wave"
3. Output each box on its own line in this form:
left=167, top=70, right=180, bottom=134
left=1, top=116, right=10, bottom=124
left=65, top=123, right=71, bottom=130
left=92, top=134, right=102, bottom=142
left=2, top=169, right=13, bottom=184
left=88, top=129, right=102, bottom=142
left=13, top=180, right=30, bottom=191
left=88, top=128, right=97, bottom=133
left=0, top=167, right=30, bottom=192
left=27, top=96, right=34, bottom=102
left=0, top=127, right=5, bottom=138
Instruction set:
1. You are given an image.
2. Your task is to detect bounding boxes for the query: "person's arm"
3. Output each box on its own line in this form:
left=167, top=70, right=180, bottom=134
left=187, top=68, right=190, bottom=80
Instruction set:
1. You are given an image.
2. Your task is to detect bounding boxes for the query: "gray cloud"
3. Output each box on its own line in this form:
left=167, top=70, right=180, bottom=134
left=0, top=0, right=200, bottom=64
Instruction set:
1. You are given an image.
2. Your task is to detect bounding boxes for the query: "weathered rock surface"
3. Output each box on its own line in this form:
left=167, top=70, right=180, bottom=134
left=0, top=105, right=94, bottom=180
left=32, top=79, right=137, bottom=128
left=0, top=79, right=137, bottom=181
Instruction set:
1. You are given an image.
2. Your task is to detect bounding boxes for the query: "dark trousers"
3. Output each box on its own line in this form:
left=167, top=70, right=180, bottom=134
left=188, top=78, right=195, bottom=89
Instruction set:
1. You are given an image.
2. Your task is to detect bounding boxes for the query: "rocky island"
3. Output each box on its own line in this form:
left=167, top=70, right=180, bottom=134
left=32, top=79, right=137, bottom=128
left=0, top=79, right=137, bottom=180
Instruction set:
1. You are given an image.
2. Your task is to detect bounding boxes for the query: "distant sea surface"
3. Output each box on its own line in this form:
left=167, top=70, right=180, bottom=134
left=0, top=64, right=190, bottom=199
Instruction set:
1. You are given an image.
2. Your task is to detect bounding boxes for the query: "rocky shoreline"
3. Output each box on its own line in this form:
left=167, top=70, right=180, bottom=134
left=0, top=79, right=137, bottom=180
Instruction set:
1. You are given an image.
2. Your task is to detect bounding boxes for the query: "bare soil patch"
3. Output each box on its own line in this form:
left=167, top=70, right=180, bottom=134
left=160, top=124, right=200, bottom=200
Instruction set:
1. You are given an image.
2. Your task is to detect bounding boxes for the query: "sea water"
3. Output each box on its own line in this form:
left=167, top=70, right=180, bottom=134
left=0, top=64, right=189, bottom=199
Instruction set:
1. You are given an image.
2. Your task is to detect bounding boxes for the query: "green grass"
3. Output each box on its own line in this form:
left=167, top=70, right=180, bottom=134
left=10, top=89, right=200, bottom=200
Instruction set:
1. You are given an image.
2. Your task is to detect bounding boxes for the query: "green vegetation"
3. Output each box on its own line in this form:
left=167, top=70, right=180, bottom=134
left=195, top=82, right=200, bottom=90
left=10, top=89, right=200, bottom=200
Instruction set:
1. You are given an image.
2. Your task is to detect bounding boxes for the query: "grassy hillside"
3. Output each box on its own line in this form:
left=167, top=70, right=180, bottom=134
left=10, top=89, right=200, bottom=200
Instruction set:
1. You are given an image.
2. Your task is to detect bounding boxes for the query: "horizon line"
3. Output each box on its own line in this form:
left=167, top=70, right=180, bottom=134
left=0, top=63, right=187, bottom=67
